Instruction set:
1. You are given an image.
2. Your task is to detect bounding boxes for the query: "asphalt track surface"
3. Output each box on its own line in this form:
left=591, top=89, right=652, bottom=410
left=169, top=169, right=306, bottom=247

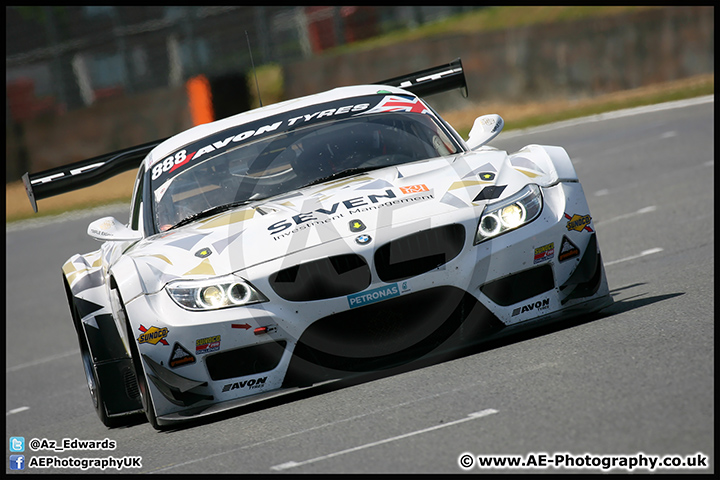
left=5, top=97, right=714, bottom=474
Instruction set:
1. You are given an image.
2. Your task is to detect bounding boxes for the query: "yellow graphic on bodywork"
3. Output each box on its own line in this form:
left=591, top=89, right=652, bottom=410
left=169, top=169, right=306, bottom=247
left=62, top=256, right=102, bottom=287
left=62, top=261, right=80, bottom=286
left=448, top=180, right=493, bottom=190
left=183, top=258, right=216, bottom=276
left=197, top=209, right=255, bottom=230
left=513, top=167, right=543, bottom=178
left=136, top=253, right=173, bottom=265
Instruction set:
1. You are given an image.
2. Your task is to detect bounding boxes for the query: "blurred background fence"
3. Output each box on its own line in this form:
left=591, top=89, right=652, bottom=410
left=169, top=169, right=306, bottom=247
left=5, top=6, right=713, bottom=183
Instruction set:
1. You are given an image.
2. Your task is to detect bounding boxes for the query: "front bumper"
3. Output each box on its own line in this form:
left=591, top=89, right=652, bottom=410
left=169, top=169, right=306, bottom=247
left=124, top=180, right=611, bottom=423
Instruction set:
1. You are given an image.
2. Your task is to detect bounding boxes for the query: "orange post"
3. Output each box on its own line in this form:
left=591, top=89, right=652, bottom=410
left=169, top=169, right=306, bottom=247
left=186, top=74, right=214, bottom=126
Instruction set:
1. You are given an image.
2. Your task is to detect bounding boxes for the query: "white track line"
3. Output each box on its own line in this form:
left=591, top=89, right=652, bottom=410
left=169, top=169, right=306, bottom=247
left=270, top=409, right=498, bottom=471
left=501, top=95, right=713, bottom=138
left=151, top=385, right=494, bottom=473
left=6, top=349, right=80, bottom=373
left=605, top=248, right=664, bottom=267
left=6, top=406, right=30, bottom=416
left=594, top=206, right=657, bottom=226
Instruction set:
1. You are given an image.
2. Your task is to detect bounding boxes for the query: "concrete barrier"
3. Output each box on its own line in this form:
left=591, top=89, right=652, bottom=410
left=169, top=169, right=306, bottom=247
left=284, top=6, right=713, bottom=110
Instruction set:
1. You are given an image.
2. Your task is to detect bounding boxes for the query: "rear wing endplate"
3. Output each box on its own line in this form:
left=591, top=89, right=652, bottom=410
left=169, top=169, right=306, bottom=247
left=22, top=59, right=467, bottom=212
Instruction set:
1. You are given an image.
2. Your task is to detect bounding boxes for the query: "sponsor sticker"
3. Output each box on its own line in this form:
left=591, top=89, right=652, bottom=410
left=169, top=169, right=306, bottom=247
left=268, top=189, right=435, bottom=241
left=533, top=242, right=555, bottom=264
left=137, top=325, right=169, bottom=346
left=222, top=376, right=268, bottom=392
left=565, top=213, right=593, bottom=232
left=512, top=298, right=551, bottom=317
left=169, top=342, right=196, bottom=368
left=196, top=335, right=221, bottom=355
left=195, top=247, right=212, bottom=258
left=400, top=184, right=429, bottom=194
left=150, top=98, right=379, bottom=182
left=559, top=235, right=581, bottom=262
left=347, top=284, right=400, bottom=308
left=349, top=219, right=366, bottom=232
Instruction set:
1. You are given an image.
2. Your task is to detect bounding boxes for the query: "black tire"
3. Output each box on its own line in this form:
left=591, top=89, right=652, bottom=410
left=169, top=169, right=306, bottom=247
left=71, top=303, right=131, bottom=428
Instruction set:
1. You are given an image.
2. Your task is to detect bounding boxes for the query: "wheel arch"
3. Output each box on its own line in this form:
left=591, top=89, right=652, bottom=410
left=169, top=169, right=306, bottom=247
left=513, top=144, right=579, bottom=184
left=62, top=257, right=143, bottom=421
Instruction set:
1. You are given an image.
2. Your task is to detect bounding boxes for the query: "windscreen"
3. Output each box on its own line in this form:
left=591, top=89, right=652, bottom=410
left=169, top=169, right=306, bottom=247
left=151, top=110, right=459, bottom=232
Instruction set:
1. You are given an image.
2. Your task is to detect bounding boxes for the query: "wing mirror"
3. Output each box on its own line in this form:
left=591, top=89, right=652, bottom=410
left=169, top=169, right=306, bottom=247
left=87, top=216, right=142, bottom=242
left=466, top=114, right=504, bottom=150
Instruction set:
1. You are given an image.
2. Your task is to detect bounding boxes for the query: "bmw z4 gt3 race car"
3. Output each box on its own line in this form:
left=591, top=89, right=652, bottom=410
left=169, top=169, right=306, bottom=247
left=23, top=59, right=612, bottom=430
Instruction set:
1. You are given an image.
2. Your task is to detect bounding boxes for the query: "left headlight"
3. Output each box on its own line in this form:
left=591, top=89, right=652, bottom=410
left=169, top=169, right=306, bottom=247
left=166, top=274, right=268, bottom=311
left=474, top=184, right=543, bottom=244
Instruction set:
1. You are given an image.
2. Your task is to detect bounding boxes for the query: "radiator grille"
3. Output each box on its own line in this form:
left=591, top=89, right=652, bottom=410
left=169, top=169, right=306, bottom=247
left=374, top=224, right=465, bottom=282
left=269, top=254, right=371, bottom=301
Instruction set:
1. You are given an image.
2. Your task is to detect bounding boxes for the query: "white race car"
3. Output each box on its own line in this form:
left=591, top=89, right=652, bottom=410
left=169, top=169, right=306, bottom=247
left=23, top=59, right=612, bottom=429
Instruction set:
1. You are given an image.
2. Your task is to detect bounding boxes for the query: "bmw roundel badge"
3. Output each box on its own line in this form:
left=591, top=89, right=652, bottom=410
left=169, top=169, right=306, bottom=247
left=355, top=234, right=371, bottom=245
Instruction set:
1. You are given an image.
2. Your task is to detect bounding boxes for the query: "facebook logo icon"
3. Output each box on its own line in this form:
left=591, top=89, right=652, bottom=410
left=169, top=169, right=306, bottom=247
left=9, top=455, right=25, bottom=470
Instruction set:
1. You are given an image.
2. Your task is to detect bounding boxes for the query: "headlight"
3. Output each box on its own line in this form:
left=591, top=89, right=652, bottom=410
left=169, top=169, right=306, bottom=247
left=474, top=184, right=542, bottom=244
left=166, top=274, right=268, bottom=311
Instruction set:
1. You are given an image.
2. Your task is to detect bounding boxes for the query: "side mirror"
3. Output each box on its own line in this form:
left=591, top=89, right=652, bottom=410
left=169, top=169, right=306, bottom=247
left=87, top=216, right=142, bottom=242
left=466, top=114, right=504, bottom=150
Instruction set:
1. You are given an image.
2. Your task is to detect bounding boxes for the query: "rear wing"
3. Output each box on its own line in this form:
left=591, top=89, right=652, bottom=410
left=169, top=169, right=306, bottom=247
left=22, top=138, right=166, bottom=213
left=22, top=58, right=467, bottom=212
left=375, top=58, right=467, bottom=98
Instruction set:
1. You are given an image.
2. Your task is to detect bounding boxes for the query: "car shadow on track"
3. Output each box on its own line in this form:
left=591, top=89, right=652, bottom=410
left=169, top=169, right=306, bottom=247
left=150, top=285, right=684, bottom=433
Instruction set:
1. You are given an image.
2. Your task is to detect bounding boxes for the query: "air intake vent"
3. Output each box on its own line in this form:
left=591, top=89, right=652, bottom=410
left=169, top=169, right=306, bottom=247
left=284, top=286, right=505, bottom=385
left=270, top=254, right=371, bottom=301
left=206, top=340, right=287, bottom=381
left=480, top=264, right=554, bottom=306
left=374, top=224, right=465, bottom=282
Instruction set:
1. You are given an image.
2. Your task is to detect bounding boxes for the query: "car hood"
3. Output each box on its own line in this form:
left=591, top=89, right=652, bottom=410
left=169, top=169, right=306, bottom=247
left=126, top=148, right=556, bottom=293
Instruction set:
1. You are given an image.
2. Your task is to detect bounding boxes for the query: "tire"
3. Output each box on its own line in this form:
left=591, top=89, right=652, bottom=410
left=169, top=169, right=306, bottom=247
left=71, top=303, right=131, bottom=428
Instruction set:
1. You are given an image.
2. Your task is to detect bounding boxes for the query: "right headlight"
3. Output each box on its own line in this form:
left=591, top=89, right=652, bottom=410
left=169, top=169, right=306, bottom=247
left=166, top=274, right=268, bottom=311
left=474, top=184, right=542, bottom=244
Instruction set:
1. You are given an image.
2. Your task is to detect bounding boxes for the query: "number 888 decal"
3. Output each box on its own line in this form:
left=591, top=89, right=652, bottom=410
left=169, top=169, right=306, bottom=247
left=151, top=150, right=195, bottom=181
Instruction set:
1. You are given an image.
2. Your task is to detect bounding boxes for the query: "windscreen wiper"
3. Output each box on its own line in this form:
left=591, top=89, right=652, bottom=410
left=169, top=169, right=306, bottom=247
left=301, top=166, right=380, bottom=188
left=168, top=200, right=254, bottom=230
